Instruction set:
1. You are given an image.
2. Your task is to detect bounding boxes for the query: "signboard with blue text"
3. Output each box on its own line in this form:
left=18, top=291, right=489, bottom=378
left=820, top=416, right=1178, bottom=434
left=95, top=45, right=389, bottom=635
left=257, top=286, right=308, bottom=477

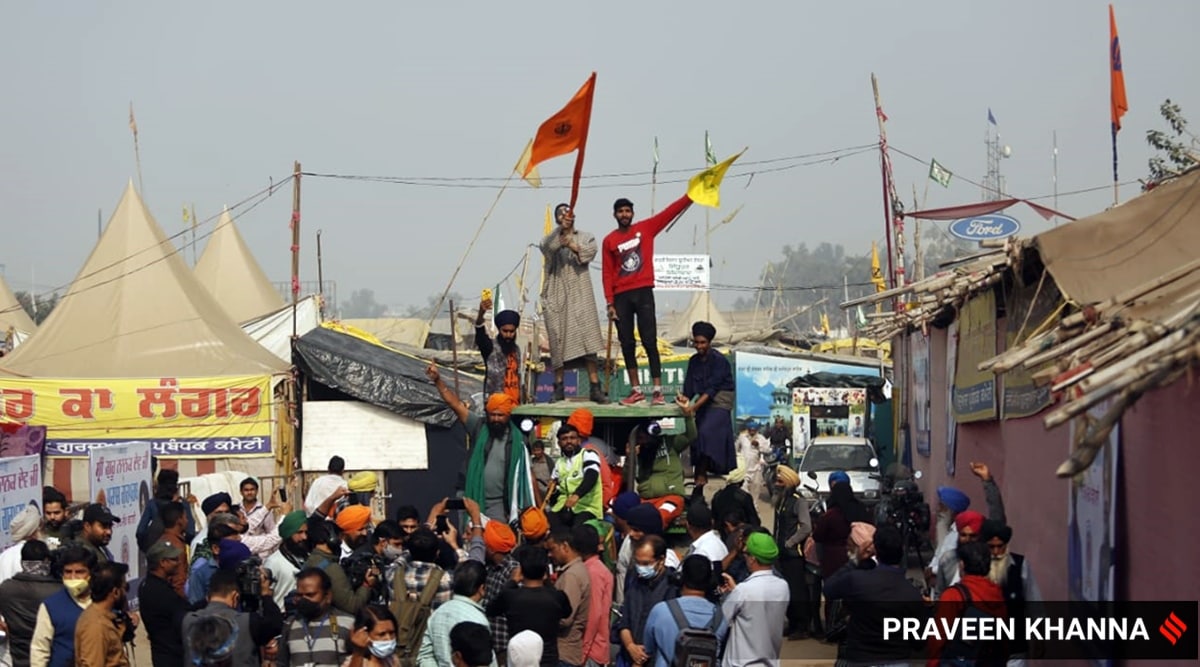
left=948, top=213, right=1020, bottom=241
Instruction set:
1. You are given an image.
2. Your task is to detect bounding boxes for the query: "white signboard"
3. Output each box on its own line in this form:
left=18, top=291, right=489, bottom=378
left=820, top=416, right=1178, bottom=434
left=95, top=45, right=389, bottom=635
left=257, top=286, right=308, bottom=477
left=302, top=401, right=429, bottom=471
left=88, top=441, right=153, bottom=605
left=0, top=454, right=43, bottom=552
left=654, top=254, right=710, bottom=291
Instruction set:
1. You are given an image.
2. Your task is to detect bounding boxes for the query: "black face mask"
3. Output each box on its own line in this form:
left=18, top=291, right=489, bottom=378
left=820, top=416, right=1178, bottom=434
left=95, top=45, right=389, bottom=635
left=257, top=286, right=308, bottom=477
left=295, top=598, right=325, bottom=621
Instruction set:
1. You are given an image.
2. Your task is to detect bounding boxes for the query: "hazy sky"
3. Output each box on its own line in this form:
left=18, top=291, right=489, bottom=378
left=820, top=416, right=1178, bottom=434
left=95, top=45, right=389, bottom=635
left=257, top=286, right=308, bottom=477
left=3, top=1, right=1197, bottom=315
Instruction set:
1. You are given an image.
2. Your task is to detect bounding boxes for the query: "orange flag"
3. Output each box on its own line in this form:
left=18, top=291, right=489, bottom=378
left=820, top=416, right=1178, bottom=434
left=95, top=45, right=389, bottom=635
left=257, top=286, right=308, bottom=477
left=524, top=72, right=596, bottom=208
left=1109, top=4, right=1127, bottom=132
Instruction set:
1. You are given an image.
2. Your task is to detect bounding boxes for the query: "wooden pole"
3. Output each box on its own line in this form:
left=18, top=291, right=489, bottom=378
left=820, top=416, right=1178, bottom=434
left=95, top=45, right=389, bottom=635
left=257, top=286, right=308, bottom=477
left=449, top=299, right=461, bottom=400
left=604, top=319, right=615, bottom=397
left=290, top=161, right=302, bottom=339
left=316, top=230, right=325, bottom=320
left=871, top=74, right=895, bottom=294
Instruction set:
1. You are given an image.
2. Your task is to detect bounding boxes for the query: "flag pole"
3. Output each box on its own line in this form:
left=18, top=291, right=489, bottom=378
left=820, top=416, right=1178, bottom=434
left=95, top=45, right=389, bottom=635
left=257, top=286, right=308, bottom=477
left=290, top=161, right=302, bottom=339
left=428, top=173, right=514, bottom=328
left=651, top=137, right=659, bottom=214
left=871, top=74, right=900, bottom=304
left=129, top=103, right=145, bottom=197
left=1111, top=126, right=1119, bottom=207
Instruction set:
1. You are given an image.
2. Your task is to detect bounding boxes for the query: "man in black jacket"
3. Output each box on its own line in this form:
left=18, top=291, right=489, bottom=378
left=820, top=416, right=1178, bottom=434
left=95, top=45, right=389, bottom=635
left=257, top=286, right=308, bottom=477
left=823, top=526, right=927, bottom=666
left=0, top=540, right=61, bottom=667
left=139, top=540, right=194, bottom=667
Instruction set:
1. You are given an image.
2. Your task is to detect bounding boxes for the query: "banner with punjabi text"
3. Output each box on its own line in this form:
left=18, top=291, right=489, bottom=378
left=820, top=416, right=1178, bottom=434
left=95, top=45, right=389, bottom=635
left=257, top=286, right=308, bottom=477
left=0, top=375, right=273, bottom=458
left=0, top=454, right=42, bottom=551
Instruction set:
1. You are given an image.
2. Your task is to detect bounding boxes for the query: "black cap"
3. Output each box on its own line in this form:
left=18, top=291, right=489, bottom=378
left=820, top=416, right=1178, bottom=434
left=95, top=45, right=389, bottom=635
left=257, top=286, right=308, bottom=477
left=83, top=503, right=120, bottom=525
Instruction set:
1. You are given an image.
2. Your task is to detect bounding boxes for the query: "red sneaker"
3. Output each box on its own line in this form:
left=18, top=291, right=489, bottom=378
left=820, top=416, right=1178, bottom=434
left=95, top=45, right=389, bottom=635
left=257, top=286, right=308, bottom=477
left=620, top=390, right=646, bottom=406
left=650, top=390, right=666, bottom=406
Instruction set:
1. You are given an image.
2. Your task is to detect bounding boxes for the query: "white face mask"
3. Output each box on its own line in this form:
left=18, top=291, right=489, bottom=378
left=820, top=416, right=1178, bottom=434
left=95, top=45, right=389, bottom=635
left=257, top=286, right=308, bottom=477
left=635, top=564, right=658, bottom=579
left=370, top=639, right=397, bottom=658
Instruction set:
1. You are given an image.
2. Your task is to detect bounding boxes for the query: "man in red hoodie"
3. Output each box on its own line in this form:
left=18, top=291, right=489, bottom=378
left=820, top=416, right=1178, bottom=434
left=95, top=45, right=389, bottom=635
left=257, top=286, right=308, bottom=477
left=602, top=194, right=694, bottom=406
left=927, top=540, right=1009, bottom=667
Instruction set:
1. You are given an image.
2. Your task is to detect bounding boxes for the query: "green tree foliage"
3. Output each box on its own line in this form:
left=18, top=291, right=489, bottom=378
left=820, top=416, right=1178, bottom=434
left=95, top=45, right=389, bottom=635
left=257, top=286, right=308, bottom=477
left=1146, top=99, right=1199, bottom=183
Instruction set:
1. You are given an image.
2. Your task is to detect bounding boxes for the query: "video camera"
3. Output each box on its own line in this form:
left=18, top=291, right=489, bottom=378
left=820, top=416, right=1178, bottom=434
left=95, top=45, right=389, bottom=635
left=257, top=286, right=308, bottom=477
left=234, top=556, right=265, bottom=612
left=342, top=552, right=388, bottom=605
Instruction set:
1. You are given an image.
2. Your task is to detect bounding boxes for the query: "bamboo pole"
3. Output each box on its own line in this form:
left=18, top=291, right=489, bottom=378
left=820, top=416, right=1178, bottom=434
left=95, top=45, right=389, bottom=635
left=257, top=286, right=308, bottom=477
left=1019, top=322, right=1117, bottom=369
left=290, top=161, right=302, bottom=339
left=449, top=300, right=461, bottom=400
left=1059, top=257, right=1200, bottom=329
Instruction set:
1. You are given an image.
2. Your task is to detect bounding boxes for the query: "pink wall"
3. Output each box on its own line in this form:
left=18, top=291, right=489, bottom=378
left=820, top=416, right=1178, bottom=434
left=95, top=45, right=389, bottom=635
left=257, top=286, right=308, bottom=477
left=905, top=323, right=1200, bottom=604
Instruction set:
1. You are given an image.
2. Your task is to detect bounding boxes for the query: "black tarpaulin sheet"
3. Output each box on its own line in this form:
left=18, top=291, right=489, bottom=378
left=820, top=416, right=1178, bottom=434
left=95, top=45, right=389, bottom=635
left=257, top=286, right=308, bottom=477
left=294, top=326, right=482, bottom=428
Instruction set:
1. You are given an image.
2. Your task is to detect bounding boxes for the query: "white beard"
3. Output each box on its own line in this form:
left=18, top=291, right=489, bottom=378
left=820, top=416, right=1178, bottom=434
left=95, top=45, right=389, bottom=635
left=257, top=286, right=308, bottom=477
left=988, top=552, right=1012, bottom=586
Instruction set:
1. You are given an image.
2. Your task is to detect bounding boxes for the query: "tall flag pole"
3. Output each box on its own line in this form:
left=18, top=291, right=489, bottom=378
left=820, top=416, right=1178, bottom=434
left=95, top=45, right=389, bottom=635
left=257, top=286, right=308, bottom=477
left=871, top=74, right=904, bottom=306
left=1109, top=4, right=1128, bottom=207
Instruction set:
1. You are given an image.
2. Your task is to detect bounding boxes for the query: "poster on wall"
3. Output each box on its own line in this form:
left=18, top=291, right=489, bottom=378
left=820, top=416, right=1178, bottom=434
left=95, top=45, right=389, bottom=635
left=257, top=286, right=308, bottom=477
left=89, top=441, right=153, bottom=608
left=0, top=424, right=46, bottom=457
left=1068, top=401, right=1119, bottom=605
left=952, top=290, right=998, bottom=422
left=945, top=322, right=959, bottom=476
left=735, top=351, right=881, bottom=454
left=1003, top=280, right=1060, bottom=419
left=911, top=335, right=931, bottom=457
left=0, top=454, right=42, bottom=552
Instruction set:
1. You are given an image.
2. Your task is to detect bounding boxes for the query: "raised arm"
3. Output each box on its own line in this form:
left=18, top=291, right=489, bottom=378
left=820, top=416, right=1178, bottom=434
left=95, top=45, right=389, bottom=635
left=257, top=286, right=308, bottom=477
left=641, top=193, right=693, bottom=238
left=474, top=298, right=493, bottom=360
left=426, top=363, right=470, bottom=424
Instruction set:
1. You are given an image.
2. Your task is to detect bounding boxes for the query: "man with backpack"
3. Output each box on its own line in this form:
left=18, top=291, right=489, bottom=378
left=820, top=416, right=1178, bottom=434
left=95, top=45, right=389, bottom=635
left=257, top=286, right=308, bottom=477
left=927, top=540, right=1009, bottom=667
left=642, top=555, right=725, bottom=667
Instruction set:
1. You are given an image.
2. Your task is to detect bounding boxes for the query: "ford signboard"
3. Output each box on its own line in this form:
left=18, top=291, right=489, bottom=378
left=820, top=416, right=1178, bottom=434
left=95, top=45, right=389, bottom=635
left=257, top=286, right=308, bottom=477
left=948, top=213, right=1021, bottom=241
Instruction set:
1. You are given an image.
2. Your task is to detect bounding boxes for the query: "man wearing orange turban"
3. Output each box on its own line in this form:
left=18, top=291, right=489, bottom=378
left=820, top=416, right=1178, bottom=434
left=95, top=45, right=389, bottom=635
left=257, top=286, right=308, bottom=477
left=481, top=519, right=521, bottom=660
left=429, top=362, right=537, bottom=524
left=335, top=505, right=374, bottom=553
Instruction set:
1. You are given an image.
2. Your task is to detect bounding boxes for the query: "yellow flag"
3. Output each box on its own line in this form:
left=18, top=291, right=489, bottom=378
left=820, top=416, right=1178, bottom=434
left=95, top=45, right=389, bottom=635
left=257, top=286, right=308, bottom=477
left=821, top=312, right=831, bottom=336
left=514, top=138, right=542, bottom=188
left=543, top=203, right=552, bottom=236
left=687, top=148, right=746, bottom=208
left=871, top=241, right=887, bottom=293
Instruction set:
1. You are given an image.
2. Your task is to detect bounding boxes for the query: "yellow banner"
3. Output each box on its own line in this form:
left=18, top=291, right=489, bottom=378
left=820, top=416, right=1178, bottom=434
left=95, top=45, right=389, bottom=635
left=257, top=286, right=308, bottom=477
left=0, top=375, right=274, bottom=458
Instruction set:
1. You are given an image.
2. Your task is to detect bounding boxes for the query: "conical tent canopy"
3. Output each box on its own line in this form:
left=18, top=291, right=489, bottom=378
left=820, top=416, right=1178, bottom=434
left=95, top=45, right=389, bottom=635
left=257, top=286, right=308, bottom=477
left=0, top=273, right=36, bottom=335
left=666, top=291, right=733, bottom=344
left=2, top=182, right=287, bottom=377
left=194, top=209, right=285, bottom=324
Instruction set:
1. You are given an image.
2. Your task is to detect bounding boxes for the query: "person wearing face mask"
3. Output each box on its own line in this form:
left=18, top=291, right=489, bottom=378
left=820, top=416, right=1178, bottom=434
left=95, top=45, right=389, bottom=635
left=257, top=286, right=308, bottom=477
left=30, top=545, right=96, bottom=667
left=427, top=365, right=535, bottom=524
left=265, top=511, right=310, bottom=613
left=277, top=568, right=355, bottom=667
left=615, top=535, right=679, bottom=667
left=73, top=561, right=133, bottom=667
left=346, top=605, right=401, bottom=667
left=181, top=569, right=282, bottom=667
left=0, top=541, right=60, bottom=667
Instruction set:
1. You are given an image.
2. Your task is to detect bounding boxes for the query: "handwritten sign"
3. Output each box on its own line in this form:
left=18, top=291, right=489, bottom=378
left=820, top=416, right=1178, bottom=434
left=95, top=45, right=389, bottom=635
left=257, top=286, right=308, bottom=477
left=89, top=441, right=152, bottom=607
left=654, top=254, right=710, bottom=291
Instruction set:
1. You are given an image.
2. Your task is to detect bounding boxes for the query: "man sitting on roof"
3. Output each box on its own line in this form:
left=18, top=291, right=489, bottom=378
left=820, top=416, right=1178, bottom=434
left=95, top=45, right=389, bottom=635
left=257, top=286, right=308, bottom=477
left=427, top=363, right=535, bottom=524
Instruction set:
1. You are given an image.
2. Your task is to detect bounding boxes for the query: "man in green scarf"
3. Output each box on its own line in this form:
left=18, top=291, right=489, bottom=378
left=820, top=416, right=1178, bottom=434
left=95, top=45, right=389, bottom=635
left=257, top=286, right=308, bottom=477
left=427, top=363, right=535, bottom=523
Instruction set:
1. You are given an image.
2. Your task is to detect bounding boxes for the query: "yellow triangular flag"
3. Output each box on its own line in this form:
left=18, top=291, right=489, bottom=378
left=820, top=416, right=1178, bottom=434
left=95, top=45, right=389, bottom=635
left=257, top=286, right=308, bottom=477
left=514, top=138, right=542, bottom=188
left=821, top=312, right=831, bottom=336
left=687, top=148, right=746, bottom=208
left=543, top=203, right=553, bottom=236
left=870, top=241, right=887, bottom=293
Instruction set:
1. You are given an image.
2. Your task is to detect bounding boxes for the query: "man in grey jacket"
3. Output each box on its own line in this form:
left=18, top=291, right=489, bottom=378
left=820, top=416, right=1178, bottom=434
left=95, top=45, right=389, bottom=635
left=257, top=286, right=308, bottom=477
left=181, top=569, right=282, bottom=667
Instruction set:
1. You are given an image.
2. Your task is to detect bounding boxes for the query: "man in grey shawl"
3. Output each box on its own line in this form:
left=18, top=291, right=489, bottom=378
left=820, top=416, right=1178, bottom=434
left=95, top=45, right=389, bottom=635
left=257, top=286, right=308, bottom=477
left=540, top=203, right=608, bottom=403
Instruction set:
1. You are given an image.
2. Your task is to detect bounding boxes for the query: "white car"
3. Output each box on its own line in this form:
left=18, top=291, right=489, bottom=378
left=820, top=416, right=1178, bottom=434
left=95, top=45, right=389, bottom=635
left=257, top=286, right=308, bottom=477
left=797, top=436, right=883, bottom=505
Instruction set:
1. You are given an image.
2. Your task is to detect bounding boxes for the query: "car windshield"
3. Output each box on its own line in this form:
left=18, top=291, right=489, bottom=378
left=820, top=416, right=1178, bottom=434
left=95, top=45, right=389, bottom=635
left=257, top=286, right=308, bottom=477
left=800, top=444, right=875, bottom=472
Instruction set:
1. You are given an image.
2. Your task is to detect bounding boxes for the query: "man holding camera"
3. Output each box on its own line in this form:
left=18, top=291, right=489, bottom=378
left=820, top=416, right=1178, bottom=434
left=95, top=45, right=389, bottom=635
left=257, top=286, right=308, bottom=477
left=182, top=567, right=282, bottom=667
left=304, top=520, right=378, bottom=615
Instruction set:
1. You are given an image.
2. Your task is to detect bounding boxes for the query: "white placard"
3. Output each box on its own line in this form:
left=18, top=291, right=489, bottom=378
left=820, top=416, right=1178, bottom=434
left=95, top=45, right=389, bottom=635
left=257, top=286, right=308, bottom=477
left=302, top=401, right=429, bottom=471
left=654, top=254, right=710, bottom=291
left=0, top=454, right=43, bottom=552
left=88, top=441, right=153, bottom=606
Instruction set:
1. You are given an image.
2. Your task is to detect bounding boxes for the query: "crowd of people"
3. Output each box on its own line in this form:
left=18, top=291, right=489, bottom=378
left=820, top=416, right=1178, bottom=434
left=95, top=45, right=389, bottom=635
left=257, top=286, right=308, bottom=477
left=0, top=195, right=1045, bottom=667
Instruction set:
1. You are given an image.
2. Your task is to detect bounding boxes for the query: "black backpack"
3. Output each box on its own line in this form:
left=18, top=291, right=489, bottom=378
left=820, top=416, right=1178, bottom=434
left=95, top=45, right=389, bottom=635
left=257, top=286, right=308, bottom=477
left=667, top=598, right=723, bottom=667
left=939, top=584, right=1008, bottom=667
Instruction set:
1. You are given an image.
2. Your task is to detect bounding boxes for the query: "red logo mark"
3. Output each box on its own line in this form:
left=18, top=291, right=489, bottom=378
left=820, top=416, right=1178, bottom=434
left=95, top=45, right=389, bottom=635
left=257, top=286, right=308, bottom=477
left=1160, top=612, right=1187, bottom=645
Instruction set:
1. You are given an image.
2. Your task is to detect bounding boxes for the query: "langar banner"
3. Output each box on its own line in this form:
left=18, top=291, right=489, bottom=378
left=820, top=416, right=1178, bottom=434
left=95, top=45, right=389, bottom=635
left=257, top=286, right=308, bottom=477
left=0, top=375, right=273, bottom=458
left=89, top=441, right=153, bottom=607
left=0, top=454, right=42, bottom=552
left=952, top=290, right=998, bottom=422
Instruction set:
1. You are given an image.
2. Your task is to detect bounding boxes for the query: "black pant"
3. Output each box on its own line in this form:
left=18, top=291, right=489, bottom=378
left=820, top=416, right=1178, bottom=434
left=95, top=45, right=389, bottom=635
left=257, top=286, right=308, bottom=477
left=613, top=286, right=662, bottom=380
left=777, top=556, right=811, bottom=635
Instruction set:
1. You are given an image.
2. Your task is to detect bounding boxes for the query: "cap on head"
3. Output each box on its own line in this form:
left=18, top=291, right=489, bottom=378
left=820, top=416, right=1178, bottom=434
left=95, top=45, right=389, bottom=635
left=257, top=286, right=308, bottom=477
left=147, top=540, right=183, bottom=565
left=83, top=503, right=121, bottom=525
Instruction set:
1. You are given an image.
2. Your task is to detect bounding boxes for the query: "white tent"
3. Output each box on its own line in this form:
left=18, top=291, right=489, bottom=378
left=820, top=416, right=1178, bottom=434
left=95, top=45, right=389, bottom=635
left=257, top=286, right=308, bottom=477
left=2, top=183, right=287, bottom=377
left=194, top=208, right=286, bottom=324
left=242, top=294, right=323, bottom=362
left=665, top=291, right=733, bottom=344
left=0, top=272, right=36, bottom=348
